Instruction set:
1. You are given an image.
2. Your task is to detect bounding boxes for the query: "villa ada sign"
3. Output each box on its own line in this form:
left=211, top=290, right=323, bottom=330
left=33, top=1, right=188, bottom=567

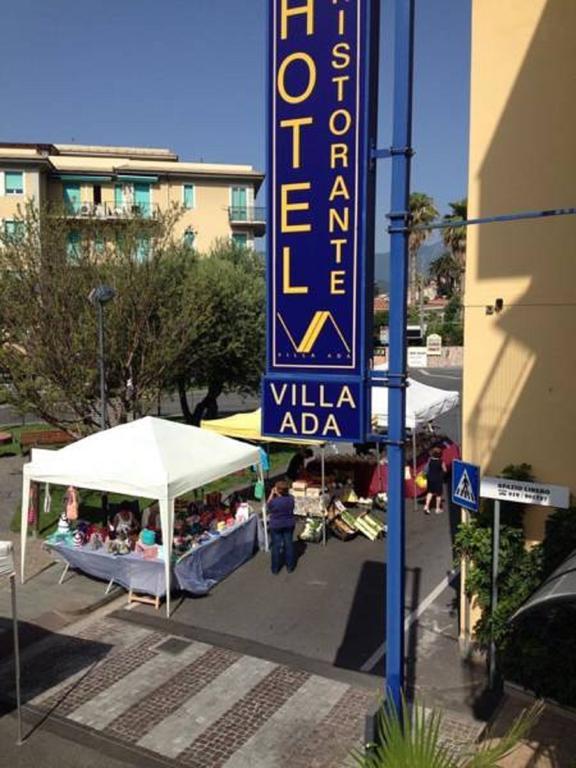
left=262, top=0, right=379, bottom=442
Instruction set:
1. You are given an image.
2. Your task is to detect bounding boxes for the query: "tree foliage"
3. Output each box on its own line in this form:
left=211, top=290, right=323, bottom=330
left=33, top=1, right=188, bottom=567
left=441, top=198, right=467, bottom=296
left=170, top=239, right=265, bottom=423
left=455, top=462, right=576, bottom=704
left=408, top=192, right=438, bottom=306
left=0, top=206, right=265, bottom=433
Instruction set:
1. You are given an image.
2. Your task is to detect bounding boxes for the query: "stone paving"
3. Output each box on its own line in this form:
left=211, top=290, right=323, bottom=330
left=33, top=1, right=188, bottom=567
left=0, top=613, right=377, bottom=768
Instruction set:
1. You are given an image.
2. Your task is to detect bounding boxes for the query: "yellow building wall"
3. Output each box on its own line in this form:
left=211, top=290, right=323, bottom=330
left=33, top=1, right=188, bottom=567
left=0, top=170, right=40, bottom=221
left=464, top=0, right=576, bottom=499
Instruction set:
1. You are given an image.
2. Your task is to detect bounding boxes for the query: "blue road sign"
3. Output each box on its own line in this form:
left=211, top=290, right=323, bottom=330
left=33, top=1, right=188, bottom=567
left=452, top=460, right=481, bottom=513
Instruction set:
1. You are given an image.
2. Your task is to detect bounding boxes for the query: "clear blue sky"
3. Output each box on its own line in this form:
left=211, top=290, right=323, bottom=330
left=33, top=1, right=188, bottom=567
left=0, top=0, right=470, bottom=251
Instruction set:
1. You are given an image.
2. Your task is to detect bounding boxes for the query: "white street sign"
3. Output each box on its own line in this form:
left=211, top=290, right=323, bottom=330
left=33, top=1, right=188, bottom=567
left=407, top=347, right=427, bottom=368
left=481, top=477, right=570, bottom=508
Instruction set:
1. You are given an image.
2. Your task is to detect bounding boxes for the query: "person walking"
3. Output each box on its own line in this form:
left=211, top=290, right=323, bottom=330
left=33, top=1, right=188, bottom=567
left=423, top=446, right=447, bottom=515
left=267, top=480, right=296, bottom=574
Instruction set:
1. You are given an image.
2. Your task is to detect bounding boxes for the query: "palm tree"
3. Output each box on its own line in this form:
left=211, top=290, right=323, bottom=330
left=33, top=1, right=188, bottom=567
left=408, top=192, right=438, bottom=307
left=429, top=251, right=462, bottom=298
left=354, top=694, right=543, bottom=768
left=442, top=198, right=468, bottom=296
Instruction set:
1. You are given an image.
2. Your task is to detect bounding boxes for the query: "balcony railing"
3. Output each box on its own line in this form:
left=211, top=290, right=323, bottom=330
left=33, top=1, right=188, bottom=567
left=228, top=206, right=266, bottom=224
left=64, top=201, right=159, bottom=219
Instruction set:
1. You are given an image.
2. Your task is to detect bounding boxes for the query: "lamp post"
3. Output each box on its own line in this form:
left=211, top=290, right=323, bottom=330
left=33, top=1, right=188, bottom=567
left=88, top=284, right=116, bottom=430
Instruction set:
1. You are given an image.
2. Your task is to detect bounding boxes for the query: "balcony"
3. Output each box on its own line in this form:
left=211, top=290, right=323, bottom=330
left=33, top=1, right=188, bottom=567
left=228, top=206, right=266, bottom=236
left=63, top=201, right=159, bottom=219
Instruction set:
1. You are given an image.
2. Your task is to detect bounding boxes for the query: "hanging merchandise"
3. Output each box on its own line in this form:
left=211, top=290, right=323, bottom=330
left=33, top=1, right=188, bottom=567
left=27, top=483, right=38, bottom=526
left=57, top=511, right=70, bottom=535
left=43, top=483, right=52, bottom=518
left=64, top=486, right=79, bottom=521
left=259, top=447, right=270, bottom=473
left=254, top=479, right=265, bottom=501
left=73, top=529, right=84, bottom=548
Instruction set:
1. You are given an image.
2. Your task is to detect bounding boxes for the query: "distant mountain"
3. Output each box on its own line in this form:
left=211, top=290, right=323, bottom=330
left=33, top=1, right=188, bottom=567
left=374, top=241, right=445, bottom=292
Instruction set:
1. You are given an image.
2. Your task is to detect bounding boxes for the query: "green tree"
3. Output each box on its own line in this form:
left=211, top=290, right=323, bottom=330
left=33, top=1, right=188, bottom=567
left=408, top=193, right=438, bottom=307
left=0, top=204, right=193, bottom=435
left=429, top=251, right=461, bottom=298
left=442, top=198, right=468, bottom=296
left=172, top=239, right=265, bottom=424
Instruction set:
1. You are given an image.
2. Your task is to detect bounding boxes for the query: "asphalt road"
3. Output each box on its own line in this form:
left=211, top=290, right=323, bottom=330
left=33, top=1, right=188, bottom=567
left=124, top=367, right=465, bottom=695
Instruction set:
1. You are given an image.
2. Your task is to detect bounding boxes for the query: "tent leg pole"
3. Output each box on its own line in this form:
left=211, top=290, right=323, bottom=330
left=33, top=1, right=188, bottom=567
left=321, top=446, right=326, bottom=547
left=259, top=464, right=269, bottom=552
left=58, top=563, right=70, bottom=585
left=10, top=574, right=23, bottom=746
left=413, top=429, right=417, bottom=513
left=105, top=578, right=115, bottom=595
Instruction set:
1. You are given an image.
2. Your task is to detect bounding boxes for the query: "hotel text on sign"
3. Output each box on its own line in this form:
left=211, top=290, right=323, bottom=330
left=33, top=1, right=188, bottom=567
left=263, top=0, right=378, bottom=442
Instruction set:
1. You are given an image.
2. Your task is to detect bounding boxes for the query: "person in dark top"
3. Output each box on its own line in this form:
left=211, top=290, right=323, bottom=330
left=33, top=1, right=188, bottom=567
left=267, top=479, right=296, bottom=574
left=424, top=445, right=447, bottom=515
left=286, top=447, right=314, bottom=481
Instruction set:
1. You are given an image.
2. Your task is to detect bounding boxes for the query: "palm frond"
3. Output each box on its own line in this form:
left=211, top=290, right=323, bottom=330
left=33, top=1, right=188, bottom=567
left=462, top=701, right=544, bottom=767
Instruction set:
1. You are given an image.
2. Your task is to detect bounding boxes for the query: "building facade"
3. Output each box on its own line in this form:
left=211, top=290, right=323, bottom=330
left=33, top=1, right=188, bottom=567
left=461, top=0, right=576, bottom=635
left=0, top=143, right=265, bottom=252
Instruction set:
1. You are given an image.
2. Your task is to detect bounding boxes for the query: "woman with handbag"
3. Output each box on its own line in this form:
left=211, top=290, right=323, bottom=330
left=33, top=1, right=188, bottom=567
left=424, top=446, right=447, bottom=515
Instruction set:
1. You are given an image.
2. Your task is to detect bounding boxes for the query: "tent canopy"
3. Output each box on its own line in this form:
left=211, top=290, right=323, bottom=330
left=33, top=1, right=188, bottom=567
left=23, top=416, right=260, bottom=501
left=201, top=408, right=323, bottom=445
left=20, top=417, right=261, bottom=615
left=371, top=369, right=459, bottom=430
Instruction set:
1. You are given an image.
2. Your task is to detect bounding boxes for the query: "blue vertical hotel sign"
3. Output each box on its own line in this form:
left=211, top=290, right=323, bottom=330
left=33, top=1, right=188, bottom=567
left=263, top=0, right=379, bottom=442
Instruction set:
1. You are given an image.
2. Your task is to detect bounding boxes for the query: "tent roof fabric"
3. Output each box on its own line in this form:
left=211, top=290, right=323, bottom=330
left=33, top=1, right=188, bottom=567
left=371, top=368, right=459, bottom=429
left=201, top=409, right=323, bottom=445
left=24, top=417, right=260, bottom=500
left=511, top=549, right=576, bottom=623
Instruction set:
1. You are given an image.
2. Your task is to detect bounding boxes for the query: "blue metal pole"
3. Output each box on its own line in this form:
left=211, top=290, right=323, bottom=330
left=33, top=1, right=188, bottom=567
left=385, top=0, right=415, bottom=711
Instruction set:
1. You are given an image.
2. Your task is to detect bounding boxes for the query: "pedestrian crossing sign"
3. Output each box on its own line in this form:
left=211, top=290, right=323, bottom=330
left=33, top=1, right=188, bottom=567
left=452, top=460, right=480, bottom=513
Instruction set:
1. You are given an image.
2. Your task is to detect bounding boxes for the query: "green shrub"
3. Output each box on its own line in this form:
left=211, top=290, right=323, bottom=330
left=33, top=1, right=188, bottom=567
left=455, top=463, right=576, bottom=703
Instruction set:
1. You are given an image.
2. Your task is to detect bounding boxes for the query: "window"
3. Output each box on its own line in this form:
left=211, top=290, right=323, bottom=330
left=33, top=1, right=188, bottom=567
left=67, top=231, right=81, bottom=259
left=183, top=184, right=195, bottom=209
left=4, top=171, right=24, bottom=195
left=183, top=228, right=195, bottom=248
left=4, top=220, right=25, bottom=242
left=230, top=187, right=248, bottom=220
left=136, top=235, right=150, bottom=262
left=232, top=232, right=248, bottom=247
left=93, top=185, right=102, bottom=205
left=94, top=234, right=105, bottom=255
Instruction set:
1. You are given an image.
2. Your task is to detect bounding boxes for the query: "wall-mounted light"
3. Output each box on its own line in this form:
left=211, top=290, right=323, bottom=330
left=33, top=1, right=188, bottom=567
left=494, top=298, right=504, bottom=313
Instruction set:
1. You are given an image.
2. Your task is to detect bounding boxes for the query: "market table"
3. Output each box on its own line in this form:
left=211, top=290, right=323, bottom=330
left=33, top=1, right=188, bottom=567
left=175, top=514, right=258, bottom=595
left=46, top=514, right=259, bottom=602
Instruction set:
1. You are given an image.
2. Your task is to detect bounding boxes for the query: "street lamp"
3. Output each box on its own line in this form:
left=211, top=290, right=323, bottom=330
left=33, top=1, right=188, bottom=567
left=88, top=284, right=116, bottom=431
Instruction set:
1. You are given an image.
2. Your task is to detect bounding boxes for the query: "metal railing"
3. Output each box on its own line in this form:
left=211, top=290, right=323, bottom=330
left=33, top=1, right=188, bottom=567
left=228, top=206, right=266, bottom=224
left=64, top=201, right=159, bottom=219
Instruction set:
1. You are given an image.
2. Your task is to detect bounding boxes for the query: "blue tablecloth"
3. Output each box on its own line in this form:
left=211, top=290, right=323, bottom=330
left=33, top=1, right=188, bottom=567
left=46, top=515, right=259, bottom=598
left=175, top=515, right=258, bottom=595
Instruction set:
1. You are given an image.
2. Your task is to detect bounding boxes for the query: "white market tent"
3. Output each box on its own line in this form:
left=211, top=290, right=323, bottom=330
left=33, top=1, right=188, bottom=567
left=371, top=369, right=460, bottom=504
left=371, top=368, right=459, bottom=429
left=20, top=417, right=261, bottom=616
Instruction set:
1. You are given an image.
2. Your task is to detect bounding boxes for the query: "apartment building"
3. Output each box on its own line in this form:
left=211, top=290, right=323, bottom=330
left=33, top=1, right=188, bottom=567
left=0, top=142, right=265, bottom=252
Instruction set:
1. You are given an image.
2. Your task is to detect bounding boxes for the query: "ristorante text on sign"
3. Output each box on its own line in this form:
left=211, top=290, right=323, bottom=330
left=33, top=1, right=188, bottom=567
left=263, top=0, right=377, bottom=442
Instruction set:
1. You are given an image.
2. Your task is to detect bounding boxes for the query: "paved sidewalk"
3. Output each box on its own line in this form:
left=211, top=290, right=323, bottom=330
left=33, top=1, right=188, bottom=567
left=0, top=612, right=378, bottom=768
